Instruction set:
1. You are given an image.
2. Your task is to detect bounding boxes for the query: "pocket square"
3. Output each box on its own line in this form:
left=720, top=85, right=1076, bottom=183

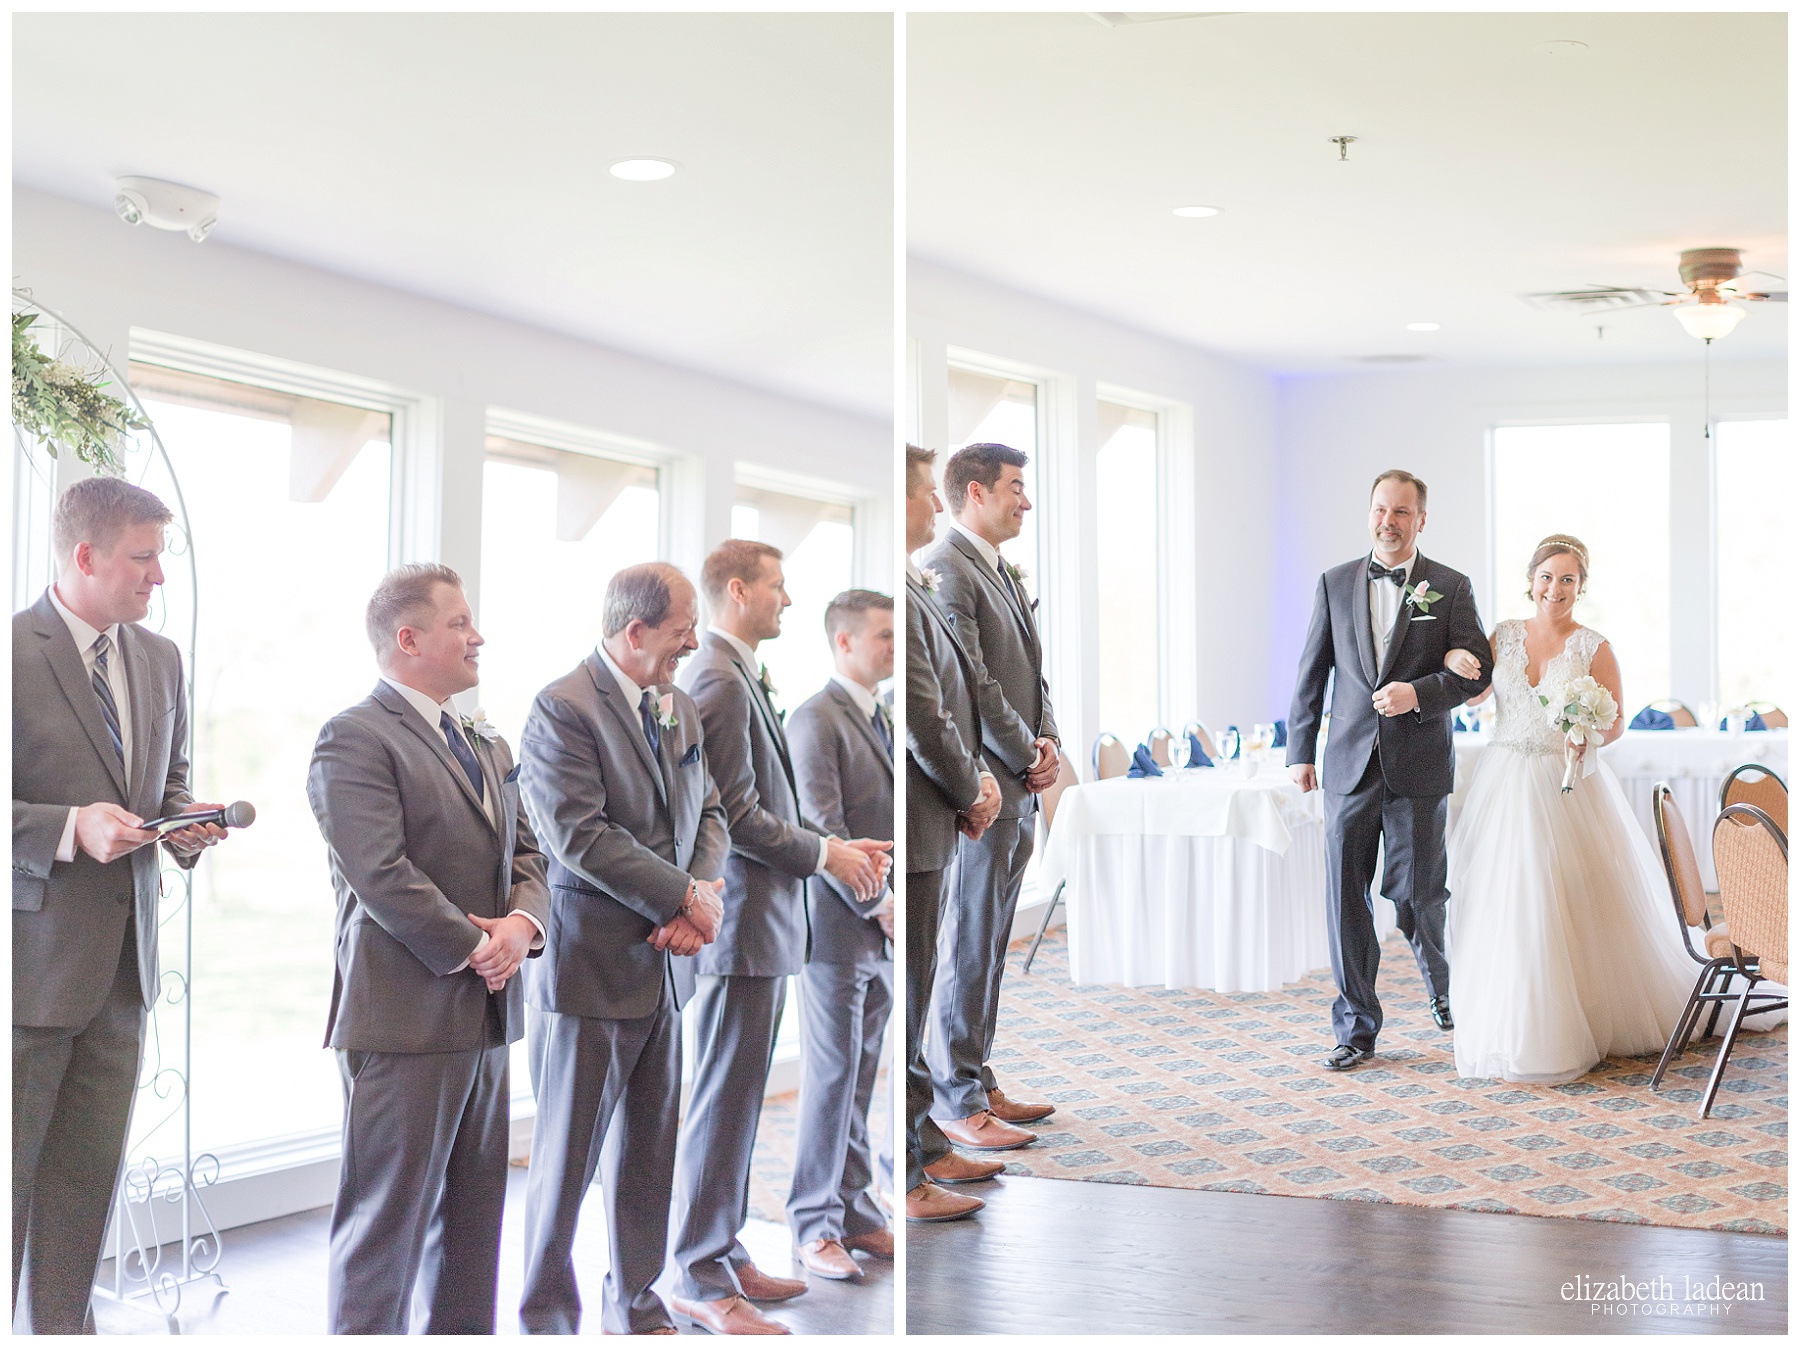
left=680, top=743, right=701, bottom=767
left=1408, top=615, right=1436, bottom=622
left=504, top=764, right=522, bottom=784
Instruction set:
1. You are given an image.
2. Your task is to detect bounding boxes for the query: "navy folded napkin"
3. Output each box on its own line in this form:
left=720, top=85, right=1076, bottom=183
left=1720, top=712, right=1768, bottom=732
left=1186, top=732, right=1213, bottom=767
left=1272, top=719, right=1287, bottom=748
left=1453, top=713, right=1469, bottom=733
left=1630, top=706, right=1675, bottom=731
left=1126, top=743, right=1164, bottom=778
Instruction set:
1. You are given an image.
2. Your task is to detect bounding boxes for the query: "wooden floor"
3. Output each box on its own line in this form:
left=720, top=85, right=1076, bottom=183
left=91, top=1166, right=893, bottom=1335
left=906, top=1174, right=1786, bottom=1335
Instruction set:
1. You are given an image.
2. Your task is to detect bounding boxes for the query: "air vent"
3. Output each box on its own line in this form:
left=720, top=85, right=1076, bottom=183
left=1087, top=13, right=1235, bottom=27
left=1345, top=353, right=1430, bottom=364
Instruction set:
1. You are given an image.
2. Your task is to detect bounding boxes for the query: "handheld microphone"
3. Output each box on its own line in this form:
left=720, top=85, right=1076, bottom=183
left=146, top=801, right=256, bottom=834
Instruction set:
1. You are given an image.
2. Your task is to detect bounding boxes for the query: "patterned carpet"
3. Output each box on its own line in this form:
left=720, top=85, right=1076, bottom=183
left=988, top=930, right=1786, bottom=1235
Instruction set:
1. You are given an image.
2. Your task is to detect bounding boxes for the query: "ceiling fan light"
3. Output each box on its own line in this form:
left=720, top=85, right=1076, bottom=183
left=1673, top=302, right=1746, bottom=341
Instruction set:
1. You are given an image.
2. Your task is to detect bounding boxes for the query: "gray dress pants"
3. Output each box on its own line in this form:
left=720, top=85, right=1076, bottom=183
left=785, top=958, right=892, bottom=1246
left=669, top=974, right=786, bottom=1302
left=327, top=1038, right=510, bottom=1334
left=12, top=922, right=144, bottom=1335
left=927, top=816, right=1033, bottom=1118
left=905, top=868, right=951, bottom=1193
left=520, top=989, right=683, bottom=1335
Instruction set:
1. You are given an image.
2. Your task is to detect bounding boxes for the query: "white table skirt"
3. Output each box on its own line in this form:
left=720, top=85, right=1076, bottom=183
left=1453, top=729, right=1787, bottom=888
left=1042, top=767, right=1397, bottom=993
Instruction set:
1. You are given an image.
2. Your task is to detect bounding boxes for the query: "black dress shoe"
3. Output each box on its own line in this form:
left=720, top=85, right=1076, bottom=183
left=1429, top=996, right=1454, bottom=1031
left=1323, top=1044, right=1373, bottom=1071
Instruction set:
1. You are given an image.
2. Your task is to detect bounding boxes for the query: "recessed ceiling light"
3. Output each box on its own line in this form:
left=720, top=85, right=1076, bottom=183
left=1405, top=322, right=1441, bottom=332
left=1172, top=205, right=1220, bottom=218
left=610, top=158, right=677, bottom=182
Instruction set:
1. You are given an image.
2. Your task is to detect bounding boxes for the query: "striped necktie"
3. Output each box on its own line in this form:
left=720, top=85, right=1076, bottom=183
left=438, top=712, right=485, bottom=801
left=872, top=703, right=893, bottom=760
left=91, top=633, right=125, bottom=768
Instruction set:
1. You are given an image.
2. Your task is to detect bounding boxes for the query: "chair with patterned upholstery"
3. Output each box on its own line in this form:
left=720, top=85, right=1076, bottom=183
left=1024, top=746, right=1081, bottom=974
left=1148, top=728, right=1175, bottom=768
left=1722, top=764, right=1788, bottom=835
left=1649, top=785, right=1740, bottom=1091
left=1092, top=733, right=1129, bottom=781
left=1700, top=804, right=1790, bottom=1118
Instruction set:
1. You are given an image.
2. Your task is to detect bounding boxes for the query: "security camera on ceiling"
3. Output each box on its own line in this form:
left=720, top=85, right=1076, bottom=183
left=114, top=176, right=219, bottom=242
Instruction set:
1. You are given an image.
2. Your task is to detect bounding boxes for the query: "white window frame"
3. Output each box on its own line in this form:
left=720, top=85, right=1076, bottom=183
left=733, top=459, right=887, bottom=589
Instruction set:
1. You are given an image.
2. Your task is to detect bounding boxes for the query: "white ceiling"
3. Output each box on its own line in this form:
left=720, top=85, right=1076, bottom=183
left=909, top=12, right=1787, bottom=374
left=14, top=13, right=893, bottom=418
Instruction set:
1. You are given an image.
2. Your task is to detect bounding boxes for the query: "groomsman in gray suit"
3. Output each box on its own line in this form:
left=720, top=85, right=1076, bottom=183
left=515, top=562, right=728, bottom=1335
left=784, top=590, right=897, bottom=1282
left=670, top=540, right=891, bottom=1334
left=923, top=443, right=1061, bottom=1151
left=13, top=478, right=228, bottom=1334
left=308, top=563, right=551, bottom=1334
left=903, top=447, right=1006, bottom=1225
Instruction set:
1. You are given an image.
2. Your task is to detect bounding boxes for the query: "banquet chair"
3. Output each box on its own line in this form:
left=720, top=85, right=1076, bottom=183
left=1023, top=746, right=1081, bottom=974
left=1148, top=728, right=1175, bottom=768
left=1092, top=734, right=1129, bottom=781
left=1698, top=804, right=1789, bottom=1119
left=1649, top=699, right=1699, bottom=727
left=1721, top=764, right=1787, bottom=836
left=1649, top=786, right=1740, bottom=1090
left=1182, top=721, right=1217, bottom=760
left=1749, top=702, right=1788, bottom=729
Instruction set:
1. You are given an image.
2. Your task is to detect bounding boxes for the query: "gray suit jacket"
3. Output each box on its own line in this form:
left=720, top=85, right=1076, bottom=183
left=12, top=592, right=197, bottom=1028
left=905, top=573, right=992, bottom=875
left=922, top=530, right=1050, bottom=818
left=1287, top=552, right=1492, bottom=798
left=520, top=651, right=729, bottom=1019
left=308, top=681, right=551, bottom=1053
left=678, top=633, right=822, bottom=979
left=789, top=681, right=891, bottom=966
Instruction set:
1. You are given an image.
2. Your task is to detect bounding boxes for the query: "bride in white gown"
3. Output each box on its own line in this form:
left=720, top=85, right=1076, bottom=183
left=1444, top=535, right=1695, bottom=1083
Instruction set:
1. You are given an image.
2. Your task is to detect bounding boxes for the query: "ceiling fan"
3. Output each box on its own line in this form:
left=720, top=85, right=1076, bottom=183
left=1525, top=247, right=1785, bottom=340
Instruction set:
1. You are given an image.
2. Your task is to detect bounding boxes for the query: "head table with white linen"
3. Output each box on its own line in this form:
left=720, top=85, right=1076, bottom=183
left=1452, top=727, right=1786, bottom=889
left=1037, top=765, right=1399, bottom=993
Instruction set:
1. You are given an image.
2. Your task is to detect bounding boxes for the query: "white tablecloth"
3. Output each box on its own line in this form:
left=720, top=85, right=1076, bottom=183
left=1040, top=766, right=1396, bottom=992
left=1452, top=729, right=1786, bottom=888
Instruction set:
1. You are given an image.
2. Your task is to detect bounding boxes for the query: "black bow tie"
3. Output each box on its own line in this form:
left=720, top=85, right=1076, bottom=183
left=1368, top=560, right=1409, bottom=586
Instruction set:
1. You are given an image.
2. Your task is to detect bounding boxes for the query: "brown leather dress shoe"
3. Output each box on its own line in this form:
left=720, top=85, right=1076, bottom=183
left=905, top=1181, right=983, bottom=1223
left=937, top=1109, right=1037, bottom=1150
left=987, top=1087, right=1056, bottom=1123
left=843, top=1227, right=895, bottom=1258
left=735, top=1263, right=808, bottom=1303
left=924, top=1150, right=1005, bottom=1183
left=796, top=1238, right=863, bottom=1281
left=670, top=1295, right=791, bottom=1335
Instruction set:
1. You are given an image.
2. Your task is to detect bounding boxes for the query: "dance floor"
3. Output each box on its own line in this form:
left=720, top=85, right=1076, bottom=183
left=987, top=930, right=1786, bottom=1234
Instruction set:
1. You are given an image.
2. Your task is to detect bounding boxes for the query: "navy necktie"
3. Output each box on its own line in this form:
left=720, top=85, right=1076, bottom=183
left=91, top=633, right=125, bottom=768
left=438, top=712, right=485, bottom=801
left=639, top=690, right=663, bottom=759
left=872, top=703, right=892, bottom=760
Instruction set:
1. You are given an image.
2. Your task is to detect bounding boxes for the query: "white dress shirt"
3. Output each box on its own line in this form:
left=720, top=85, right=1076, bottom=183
left=706, top=625, right=830, bottom=874
left=49, top=585, right=131, bottom=865
left=378, top=675, right=543, bottom=969
left=1368, top=551, right=1417, bottom=673
left=949, top=518, right=1003, bottom=573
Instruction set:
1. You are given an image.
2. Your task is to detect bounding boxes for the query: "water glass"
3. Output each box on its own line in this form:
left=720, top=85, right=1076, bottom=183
left=1217, top=727, right=1240, bottom=763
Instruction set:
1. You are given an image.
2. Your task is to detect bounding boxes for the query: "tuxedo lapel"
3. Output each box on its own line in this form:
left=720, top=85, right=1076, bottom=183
left=1350, top=564, right=1379, bottom=687
left=1376, top=554, right=1430, bottom=686
left=34, top=598, right=129, bottom=797
left=588, top=655, right=668, bottom=808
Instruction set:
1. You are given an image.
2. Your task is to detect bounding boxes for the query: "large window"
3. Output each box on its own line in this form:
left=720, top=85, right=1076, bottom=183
left=730, top=486, right=855, bottom=712
left=1094, top=401, right=1160, bottom=740
left=1491, top=423, right=1671, bottom=706
left=946, top=366, right=1041, bottom=586
left=1716, top=419, right=1794, bottom=711
left=128, top=362, right=394, bottom=1156
left=477, top=438, right=661, bottom=740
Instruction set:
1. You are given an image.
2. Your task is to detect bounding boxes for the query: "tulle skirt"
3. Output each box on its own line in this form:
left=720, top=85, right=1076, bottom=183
left=1447, top=746, right=1697, bottom=1083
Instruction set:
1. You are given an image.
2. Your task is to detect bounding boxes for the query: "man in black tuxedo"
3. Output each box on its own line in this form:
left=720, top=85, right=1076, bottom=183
left=1286, top=470, right=1491, bottom=1070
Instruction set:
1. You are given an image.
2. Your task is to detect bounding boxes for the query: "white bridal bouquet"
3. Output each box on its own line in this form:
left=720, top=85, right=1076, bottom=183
left=1540, top=674, right=1619, bottom=794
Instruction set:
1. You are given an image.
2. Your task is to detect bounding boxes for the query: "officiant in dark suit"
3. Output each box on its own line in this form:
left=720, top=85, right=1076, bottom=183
left=1287, top=469, right=1491, bottom=1069
left=13, top=478, right=228, bottom=1335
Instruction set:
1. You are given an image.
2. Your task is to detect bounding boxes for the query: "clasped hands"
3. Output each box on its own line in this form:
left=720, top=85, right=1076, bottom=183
left=646, top=877, right=727, bottom=958
left=467, top=911, right=539, bottom=992
left=75, top=800, right=229, bottom=865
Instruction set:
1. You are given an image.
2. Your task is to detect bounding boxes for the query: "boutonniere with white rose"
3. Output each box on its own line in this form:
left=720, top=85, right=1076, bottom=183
left=1403, top=579, right=1445, bottom=614
left=656, top=692, right=680, bottom=731
left=1004, top=559, right=1040, bottom=613
left=919, top=567, right=941, bottom=594
left=460, top=709, right=501, bottom=742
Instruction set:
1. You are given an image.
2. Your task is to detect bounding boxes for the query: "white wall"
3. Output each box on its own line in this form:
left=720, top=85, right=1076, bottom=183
left=1272, top=359, right=1785, bottom=713
left=14, top=188, right=893, bottom=602
left=909, top=258, right=1280, bottom=763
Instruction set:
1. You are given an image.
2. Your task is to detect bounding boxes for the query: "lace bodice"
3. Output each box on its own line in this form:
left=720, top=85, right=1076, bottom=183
left=1487, top=620, right=1608, bottom=755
